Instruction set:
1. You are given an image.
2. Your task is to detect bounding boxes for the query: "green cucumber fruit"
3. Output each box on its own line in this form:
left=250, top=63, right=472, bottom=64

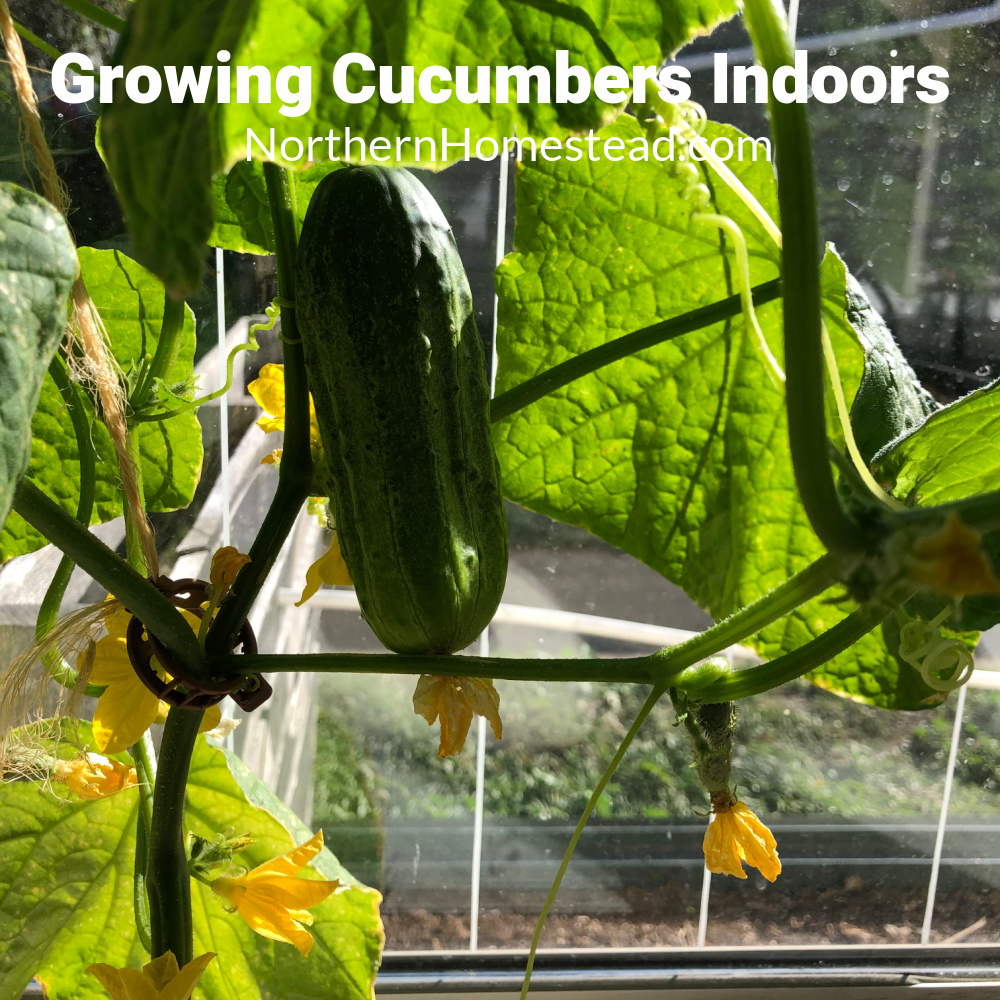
left=296, top=165, right=508, bottom=655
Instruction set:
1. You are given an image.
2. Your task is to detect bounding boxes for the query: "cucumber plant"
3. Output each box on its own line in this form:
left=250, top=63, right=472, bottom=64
left=1, top=0, right=999, bottom=997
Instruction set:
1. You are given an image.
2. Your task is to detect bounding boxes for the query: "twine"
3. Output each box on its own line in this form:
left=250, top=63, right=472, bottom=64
left=0, top=0, right=158, bottom=577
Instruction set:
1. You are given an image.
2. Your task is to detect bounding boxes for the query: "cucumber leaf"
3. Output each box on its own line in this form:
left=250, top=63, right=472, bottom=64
left=185, top=738, right=383, bottom=1000
left=844, top=267, right=939, bottom=463
left=0, top=183, right=77, bottom=535
left=493, top=117, right=945, bottom=709
left=0, top=724, right=382, bottom=1000
left=873, top=380, right=1000, bottom=632
left=1, top=248, right=203, bottom=562
left=100, top=0, right=737, bottom=292
left=210, top=160, right=344, bottom=256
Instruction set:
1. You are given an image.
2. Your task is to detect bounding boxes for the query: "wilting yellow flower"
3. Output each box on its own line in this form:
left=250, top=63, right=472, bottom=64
left=84, top=607, right=221, bottom=754
left=55, top=753, right=137, bottom=799
left=210, top=546, right=251, bottom=589
left=703, top=794, right=781, bottom=882
left=904, top=512, right=1000, bottom=596
left=412, top=675, right=503, bottom=757
left=247, top=363, right=323, bottom=466
left=210, top=829, right=339, bottom=956
left=88, top=950, right=215, bottom=1000
left=296, top=534, right=353, bottom=606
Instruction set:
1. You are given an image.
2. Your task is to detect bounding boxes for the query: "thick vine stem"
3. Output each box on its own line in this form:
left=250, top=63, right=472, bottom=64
left=695, top=603, right=892, bottom=702
left=12, top=480, right=205, bottom=679
left=147, top=708, right=202, bottom=965
left=490, top=280, right=782, bottom=423
left=214, top=553, right=838, bottom=684
left=892, top=490, right=1000, bottom=536
left=129, top=294, right=186, bottom=414
left=742, top=0, right=867, bottom=558
left=207, top=164, right=312, bottom=656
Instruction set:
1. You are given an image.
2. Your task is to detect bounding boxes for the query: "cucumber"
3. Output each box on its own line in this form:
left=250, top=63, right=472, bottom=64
left=296, top=165, right=508, bottom=655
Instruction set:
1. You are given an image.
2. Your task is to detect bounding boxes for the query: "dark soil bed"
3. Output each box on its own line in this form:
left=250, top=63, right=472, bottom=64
left=382, top=884, right=1000, bottom=951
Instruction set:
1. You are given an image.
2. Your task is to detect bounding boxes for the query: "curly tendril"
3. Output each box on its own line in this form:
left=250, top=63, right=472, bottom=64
left=898, top=608, right=975, bottom=693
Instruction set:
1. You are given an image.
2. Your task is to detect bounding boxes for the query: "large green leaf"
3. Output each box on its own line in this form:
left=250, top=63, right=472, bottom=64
left=874, top=380, right=1000, bottom=504
left=100, top=0, right=737, bottom=292
left=873, top=380, right=1000, bottom=632
left=1, top=248, right=203, bottom=561
left=185, top=740, right=383, bottom=1000
left=0, top=182, right=77, bottom=532
left=497, top=115, right=826, bottom=623
left=0, top=726, right=382, bottom=1000
left=493, top=117, right=944, bottom=709
left=0, top=728, right=146, bottom=1000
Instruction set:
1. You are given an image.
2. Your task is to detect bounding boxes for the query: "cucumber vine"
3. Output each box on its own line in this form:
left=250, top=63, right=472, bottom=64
left=4, top=0, right=1000, bottom=991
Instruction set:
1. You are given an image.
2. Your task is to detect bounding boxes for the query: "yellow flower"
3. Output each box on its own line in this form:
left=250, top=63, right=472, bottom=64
left=84, top=607, right=221, bottom=754
left=54, top=753, right=137, bottom=799
left=210, top=546, right=251, bottom=589
left=88, top=950, right=215, bottom=1000
left=412, top=675, right=503, bottom=757
left=904, top=512, right=1000, bottom=597
left=210, top=829, right=339, bottom=956
left=247, top=363, right=323, bottom=466
left=296, top=534, right=353, bottom=606
left=703, top=794, right=781, bottom=882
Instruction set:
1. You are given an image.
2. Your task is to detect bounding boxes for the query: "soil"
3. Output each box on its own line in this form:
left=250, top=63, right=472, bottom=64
left=382, top=883, right=1000, bottom=951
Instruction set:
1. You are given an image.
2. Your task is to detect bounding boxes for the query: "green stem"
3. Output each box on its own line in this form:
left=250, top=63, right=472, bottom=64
left=12, top=479, right=205, bottom=679
left=122, top=431, right=149, bottom=575
left=207, top=164, right=312, bottom=656
left=519, top=685, right=665, bottom=1000
left=489, top=280, right=782, bottom=424
left=132, top=733, right=156, bottom=844
left=131, top=333, right=260, bottom=422
left=13, top=21, right=62, bottom=60
left=214, top=554, right=838, bottom=683
left=52, top=0, right=127, bottom=33
left=696, top=603, right=891, bottom=702
left=647, top=553, right=837, bottom=671
left=132, top=813, right=153, bottom=954
left=36, top=356, right=102, bottom=693
left=130, top=294, right=186, bottom=414
left=221, top=651, right=662, bottom=683
left=743, top=0, right=866, bottom=558
left=892, top=489, right=1000, bottom=536
left=130, top=734, right=155, bottom=954
left=147, top=708, right=202, bottom=965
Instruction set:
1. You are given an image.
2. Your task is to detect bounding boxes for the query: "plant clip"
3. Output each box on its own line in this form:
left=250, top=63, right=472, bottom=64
left=124, top=576, right=272, bottom=712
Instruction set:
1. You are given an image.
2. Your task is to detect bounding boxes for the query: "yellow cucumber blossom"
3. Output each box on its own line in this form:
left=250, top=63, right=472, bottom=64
left=210, top=829, right=339, bottom=956
left=412, top=675, right=502, bottom=757
left=88, top=950, right=215, bottom=1000
left=247, top=366, right=349, bottom=604
left=54, top=753, right=137, bottom=799
left=703, top=792, right=781, bottom=882
left=296, top=534, right=353, bottom=606
left=210, top=546, right=251, bottom=590
left=83, top=603, right=220, bottom=754
left=904, top=512, right=1000, bottom=597
left=247, top=363, right=323, bottom=467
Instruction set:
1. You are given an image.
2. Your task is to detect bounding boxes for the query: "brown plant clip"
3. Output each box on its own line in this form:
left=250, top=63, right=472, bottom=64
left=125, top=576, right=271, bottom=713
